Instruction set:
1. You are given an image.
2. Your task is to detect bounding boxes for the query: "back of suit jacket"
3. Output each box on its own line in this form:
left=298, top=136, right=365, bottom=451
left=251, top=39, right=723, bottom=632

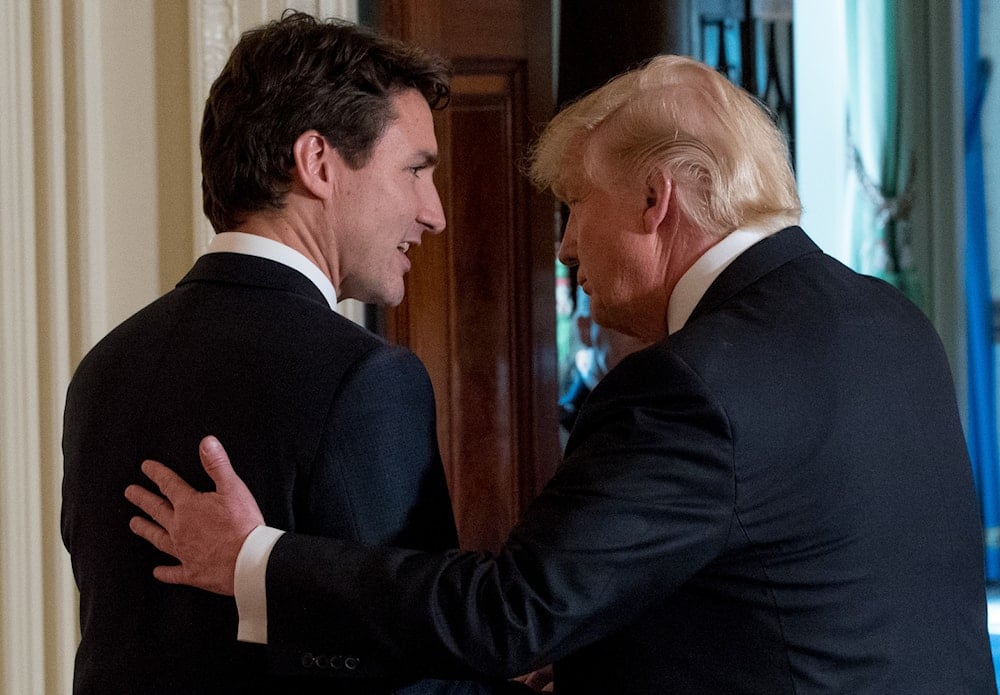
left=62, top=252, right=458, bottom=694
left=547, top=227, right=996, bottom=692
left=262, top=228, right=996, bottom=694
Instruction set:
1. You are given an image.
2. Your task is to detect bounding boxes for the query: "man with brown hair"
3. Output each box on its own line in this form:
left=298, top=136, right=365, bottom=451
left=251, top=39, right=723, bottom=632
left=62, top=12, right=486, bottom=693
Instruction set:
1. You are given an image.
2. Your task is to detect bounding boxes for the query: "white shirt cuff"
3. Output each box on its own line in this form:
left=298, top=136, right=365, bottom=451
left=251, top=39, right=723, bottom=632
left=235, top=525, right=285, bottom=644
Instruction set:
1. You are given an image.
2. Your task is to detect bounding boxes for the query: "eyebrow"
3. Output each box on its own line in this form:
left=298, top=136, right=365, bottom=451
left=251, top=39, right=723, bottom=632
left=414, top=151, right=439, bottom=168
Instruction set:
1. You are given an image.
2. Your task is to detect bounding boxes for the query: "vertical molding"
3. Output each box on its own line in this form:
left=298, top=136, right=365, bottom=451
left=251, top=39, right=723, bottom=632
left=188, top=0, right=364, bottom=323
left=36, top=1, right=80, bottom=692
left=189, top=0, right=238, bottom=254
left=0, top=1, right=45, bottom=693
left=1, top=1, right=98, bottom=691
left=444, top=62, right=529, bottom=549
left=71, top=0, right=109, bottom=350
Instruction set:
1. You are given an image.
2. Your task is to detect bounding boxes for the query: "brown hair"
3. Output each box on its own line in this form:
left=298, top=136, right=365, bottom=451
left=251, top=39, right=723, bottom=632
left=201, top=11, right=451, bottom=233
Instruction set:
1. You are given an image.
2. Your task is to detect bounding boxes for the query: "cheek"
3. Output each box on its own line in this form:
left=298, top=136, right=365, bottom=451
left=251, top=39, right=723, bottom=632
left=592, top=244, right=663, bottom=311
left=605, top=266, right=644, bottom=306
left=591, top=239, right=640, bottom=283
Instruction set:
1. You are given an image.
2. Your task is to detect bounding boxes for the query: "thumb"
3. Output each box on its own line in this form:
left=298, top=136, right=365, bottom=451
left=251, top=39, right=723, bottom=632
left=199, top=435, right=238, bottom=489
left=198, top=435, right=265, bottom=530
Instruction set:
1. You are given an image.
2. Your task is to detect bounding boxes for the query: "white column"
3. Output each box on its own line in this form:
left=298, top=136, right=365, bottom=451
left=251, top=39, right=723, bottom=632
left=0, top=0, right=45, bottom=692
left=37, top=1, right=82, bottom=692
left=0, top=0, right=86, bottom=690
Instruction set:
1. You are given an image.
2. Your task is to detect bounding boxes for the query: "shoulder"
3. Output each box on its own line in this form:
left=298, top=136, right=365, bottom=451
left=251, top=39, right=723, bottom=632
left=596, top=340, right=709, bottom=395
left=68, top=293, right=178, bottom=390
left=339, top=341, right=434, bottom=396
left=568, top=341, right=731, bottom=450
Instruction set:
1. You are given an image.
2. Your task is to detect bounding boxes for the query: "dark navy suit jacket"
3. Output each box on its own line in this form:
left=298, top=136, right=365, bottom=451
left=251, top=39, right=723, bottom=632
left=263, top=228, right=997, bottom=693
left=62, top=252, right=473, bottom=694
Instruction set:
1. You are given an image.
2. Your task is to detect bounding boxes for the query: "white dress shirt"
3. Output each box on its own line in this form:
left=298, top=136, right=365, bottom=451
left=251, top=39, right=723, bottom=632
left=207, top=232, right=338, bottom=311
left=666, top=225, right=775, bottom=335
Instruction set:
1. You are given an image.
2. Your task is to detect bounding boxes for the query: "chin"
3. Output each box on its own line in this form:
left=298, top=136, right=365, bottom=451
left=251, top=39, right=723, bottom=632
left=352, top=281, right=405, bottom=307
left=376, top=286, right=406, bottom=307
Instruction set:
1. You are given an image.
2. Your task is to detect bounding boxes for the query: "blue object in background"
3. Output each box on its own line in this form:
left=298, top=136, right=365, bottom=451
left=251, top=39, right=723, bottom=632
left=963, top=0, right=1000, bottom=582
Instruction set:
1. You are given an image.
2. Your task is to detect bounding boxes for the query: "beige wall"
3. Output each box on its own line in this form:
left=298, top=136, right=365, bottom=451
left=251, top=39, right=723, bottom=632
left=0, top=2, right=356, bottom=692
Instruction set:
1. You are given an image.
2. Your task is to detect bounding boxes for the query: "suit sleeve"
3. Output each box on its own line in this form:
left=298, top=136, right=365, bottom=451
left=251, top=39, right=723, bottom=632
left=266, top=347, right=736, bottom=681
left=266, top=344, right=465, bottom=687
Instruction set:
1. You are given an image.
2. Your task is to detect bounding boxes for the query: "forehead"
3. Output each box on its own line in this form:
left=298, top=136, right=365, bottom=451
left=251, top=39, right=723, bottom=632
left=551, top=135, right=594, bottom=200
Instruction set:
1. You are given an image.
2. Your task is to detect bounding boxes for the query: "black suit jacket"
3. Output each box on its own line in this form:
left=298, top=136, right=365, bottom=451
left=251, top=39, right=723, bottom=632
left=264, top=228, right=997, bottom=693
left=62, top=252, right=475, bottom=694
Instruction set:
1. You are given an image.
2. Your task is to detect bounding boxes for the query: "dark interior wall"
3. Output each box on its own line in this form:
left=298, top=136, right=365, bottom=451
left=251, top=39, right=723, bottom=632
left=557, top=0, right=691, bottom=105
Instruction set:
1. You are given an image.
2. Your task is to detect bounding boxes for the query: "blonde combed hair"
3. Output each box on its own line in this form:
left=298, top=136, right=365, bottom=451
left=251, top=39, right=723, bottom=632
left=529, top=55, right=801, bottom=236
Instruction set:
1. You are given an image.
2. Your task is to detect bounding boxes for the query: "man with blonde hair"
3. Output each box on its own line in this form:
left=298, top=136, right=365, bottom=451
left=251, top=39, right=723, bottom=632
left=127, top=56, right=995, bottom=693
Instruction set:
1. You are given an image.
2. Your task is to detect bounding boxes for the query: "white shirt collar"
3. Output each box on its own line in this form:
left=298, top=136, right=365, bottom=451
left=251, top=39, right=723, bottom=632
left=666, top=222, right=785, bottom=335
left=205, top=232, right=338, bottom=311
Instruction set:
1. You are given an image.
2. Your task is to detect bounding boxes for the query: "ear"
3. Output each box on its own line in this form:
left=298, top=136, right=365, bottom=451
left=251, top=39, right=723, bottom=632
left=642, top=167, right=673, bottom=235
left=292, top=130, right=335, bottom=199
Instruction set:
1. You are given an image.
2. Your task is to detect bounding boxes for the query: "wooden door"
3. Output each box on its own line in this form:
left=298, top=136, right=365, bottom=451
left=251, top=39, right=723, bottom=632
left=377, top=0, right=560, bottom=551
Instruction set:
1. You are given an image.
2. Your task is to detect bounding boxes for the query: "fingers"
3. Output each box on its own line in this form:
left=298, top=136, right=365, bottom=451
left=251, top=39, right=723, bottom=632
left=125, top=482, right=174, bottom=529
left=140, top=458, right=196, bottom=503
left=152, top=564, right=190, bottom=586
left=128, top=515, right=176, bottom=558
left=129, top=519, right=189, bottom=587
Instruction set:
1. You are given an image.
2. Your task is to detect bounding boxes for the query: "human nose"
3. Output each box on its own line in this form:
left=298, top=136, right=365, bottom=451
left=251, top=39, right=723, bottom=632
left=419, top=182, right=446, bottom=235
left=558, top=213, right=578, bottom=267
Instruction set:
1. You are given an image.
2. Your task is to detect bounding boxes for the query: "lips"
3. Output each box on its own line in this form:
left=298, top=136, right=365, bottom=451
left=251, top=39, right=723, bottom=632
left=398, top=242, right=411, bottom=254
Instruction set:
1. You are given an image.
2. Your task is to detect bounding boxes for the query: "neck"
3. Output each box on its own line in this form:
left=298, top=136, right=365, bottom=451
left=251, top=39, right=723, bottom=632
left=234, top=212, right=339, bottom=292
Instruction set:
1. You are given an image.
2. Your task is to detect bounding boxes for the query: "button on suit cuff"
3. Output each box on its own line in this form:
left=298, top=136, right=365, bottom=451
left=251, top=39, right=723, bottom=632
left=235, top=525, right=285, bottom=644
